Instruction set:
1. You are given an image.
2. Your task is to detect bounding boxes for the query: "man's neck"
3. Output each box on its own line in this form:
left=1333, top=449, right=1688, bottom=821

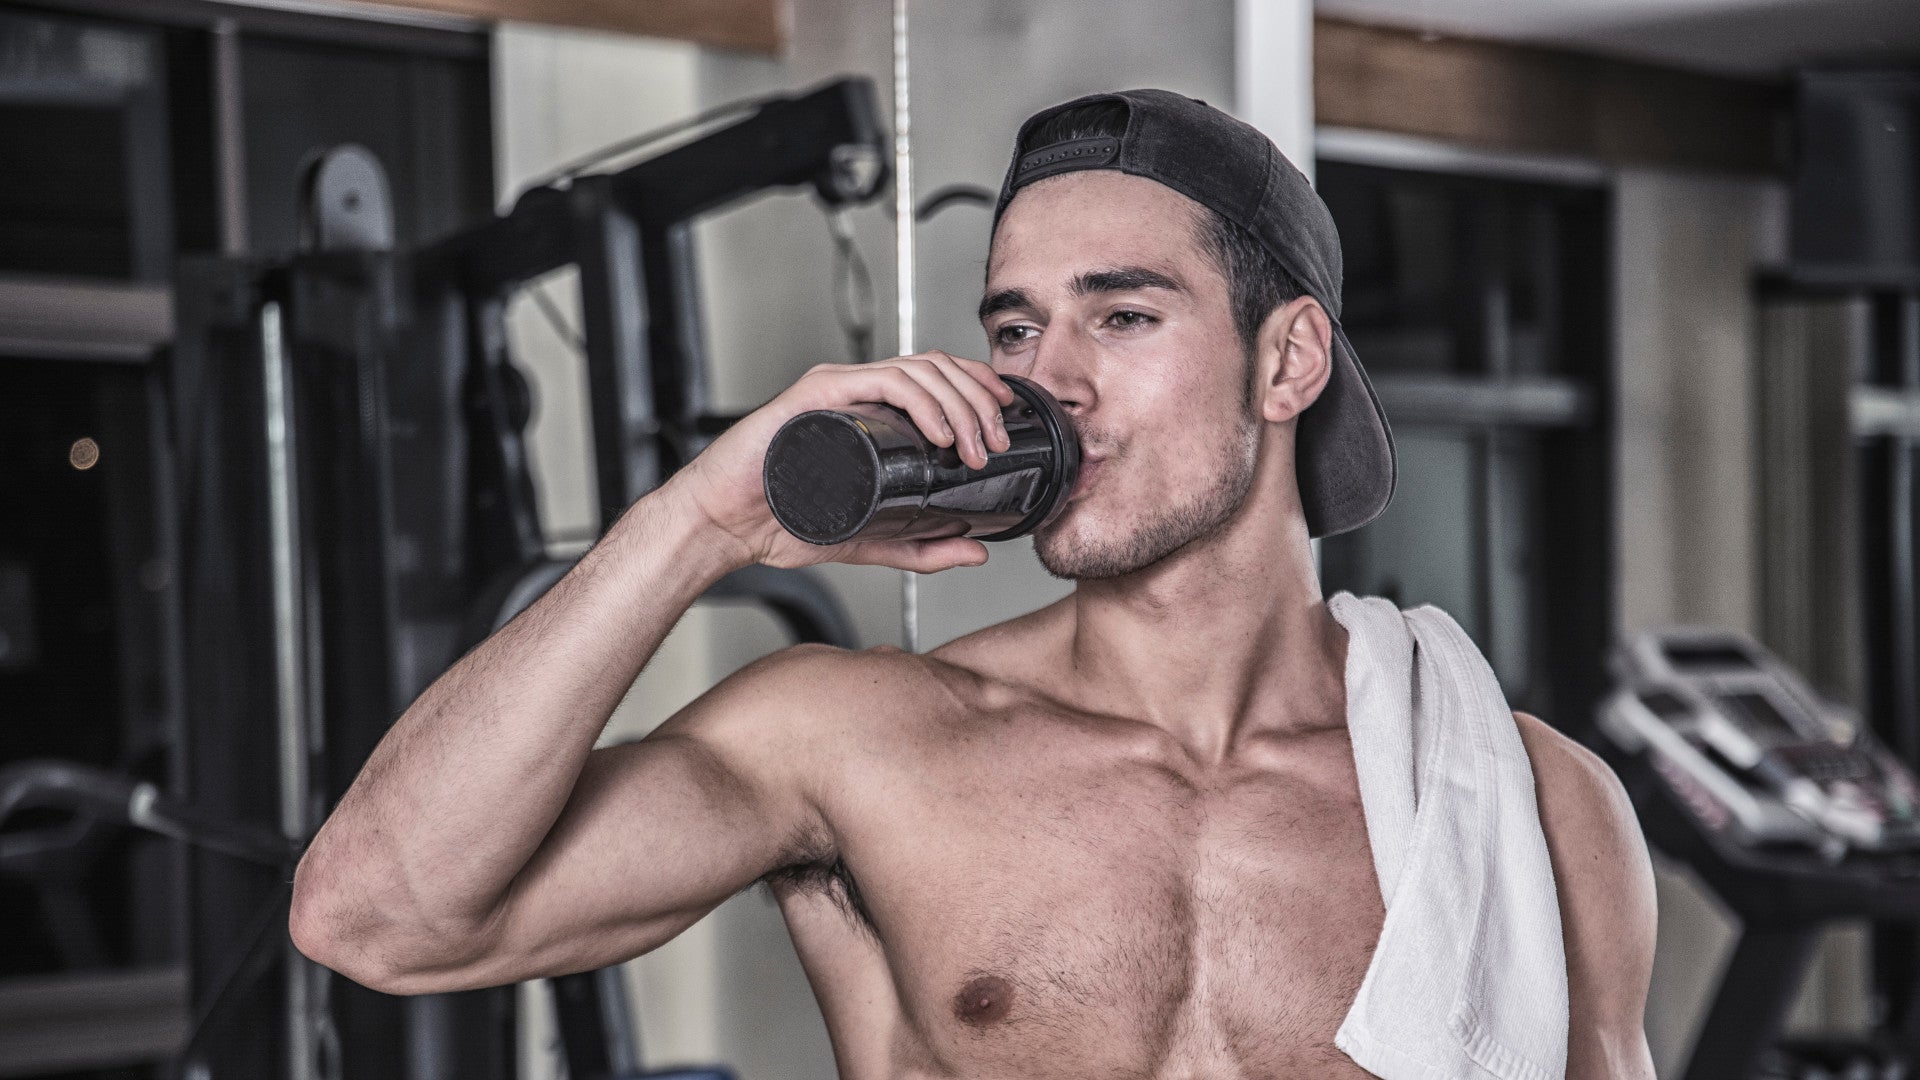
left=1057, top=483, right=1349, bottom=764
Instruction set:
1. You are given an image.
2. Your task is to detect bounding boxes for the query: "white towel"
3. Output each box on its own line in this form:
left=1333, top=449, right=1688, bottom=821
left=1327, top=591, right=1569, bottom=1080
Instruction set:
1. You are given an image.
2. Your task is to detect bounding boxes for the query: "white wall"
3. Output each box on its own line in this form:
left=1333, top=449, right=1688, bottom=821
left=1614, top=170, right=1784, bottom=641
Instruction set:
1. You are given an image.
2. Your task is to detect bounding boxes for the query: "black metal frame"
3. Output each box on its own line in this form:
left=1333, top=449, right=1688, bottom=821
left=431, top=76, right=887, bottom=523
left=1857, top=292, right=1920, bottom=1038
left=163, top=77, right=886, bottom=1080
left=1313, top=160, right=1615, bottom=736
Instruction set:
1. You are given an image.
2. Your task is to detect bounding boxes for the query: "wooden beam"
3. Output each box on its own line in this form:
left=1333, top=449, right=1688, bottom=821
left=1314, top=15, right=1791, bottom=174
left=348, top=0, right=784, bottom=53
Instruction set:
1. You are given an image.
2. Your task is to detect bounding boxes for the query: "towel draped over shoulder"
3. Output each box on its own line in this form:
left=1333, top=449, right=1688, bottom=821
left=1328, top=592, right=1569, bottom=1080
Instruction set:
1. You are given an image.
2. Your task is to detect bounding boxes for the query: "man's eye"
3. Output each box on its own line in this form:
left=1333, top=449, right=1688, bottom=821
left=1107, top=310, right=1156, bottom=329
left=994, top=324, right=1036, bottom=347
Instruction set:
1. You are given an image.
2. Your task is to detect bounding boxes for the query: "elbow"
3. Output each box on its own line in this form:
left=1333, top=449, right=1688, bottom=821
left=289, top=900, right=449, bottom=996
left=290, top=856, right=386, bottom=989
left=289, top=850, right=342, bottom=965
left=289, top=855, right=496, bottom=996
left=289, top=856, right=422, bottom=994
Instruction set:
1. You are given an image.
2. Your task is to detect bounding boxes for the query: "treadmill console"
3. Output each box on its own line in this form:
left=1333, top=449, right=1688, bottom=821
left=1600, top=627, right=1920, bottom=854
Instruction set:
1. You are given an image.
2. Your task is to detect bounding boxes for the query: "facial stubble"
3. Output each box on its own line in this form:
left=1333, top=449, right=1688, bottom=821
left=1033, top=399, right=1261, bottom=581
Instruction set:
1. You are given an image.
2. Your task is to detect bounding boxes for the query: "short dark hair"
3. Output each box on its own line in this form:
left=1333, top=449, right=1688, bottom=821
left=1015, top=101, right=1305, bottom=356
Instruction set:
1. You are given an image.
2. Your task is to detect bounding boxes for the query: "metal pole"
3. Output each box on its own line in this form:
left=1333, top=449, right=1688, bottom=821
left=213, top=19, right=248, bottom=256
left=262, top=303, right=316, bottom=1080
left=1893, top=296, right=1920, bottom=765
left=892, top=0, right=919, bottom=653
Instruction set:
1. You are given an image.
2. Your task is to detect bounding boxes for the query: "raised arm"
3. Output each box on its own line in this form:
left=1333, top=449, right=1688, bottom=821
left=1516, top=711, right=1660, bottom=1080
left=289, top=352, right=1019, bottom=994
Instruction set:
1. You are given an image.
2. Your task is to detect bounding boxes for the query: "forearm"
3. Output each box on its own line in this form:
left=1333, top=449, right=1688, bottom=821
left=292, top=478, right=747, bottom=958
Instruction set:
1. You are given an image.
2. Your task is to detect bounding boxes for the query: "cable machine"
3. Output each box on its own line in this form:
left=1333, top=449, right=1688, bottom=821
left=1, top=76, right=888, bottom=1080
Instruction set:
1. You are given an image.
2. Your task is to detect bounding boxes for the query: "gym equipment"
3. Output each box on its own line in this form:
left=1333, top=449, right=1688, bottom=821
left=0, top=761, right=293, bottom=870
left=1599, top=627, right=1920, bottom=1080
left=0, top=76, right=888, bottom=1080
left=1601, top=628, right=1920, bottom=855
left=763, top=373, right=1079, bottom=544
left=172, top=76, right=883, bottom=1080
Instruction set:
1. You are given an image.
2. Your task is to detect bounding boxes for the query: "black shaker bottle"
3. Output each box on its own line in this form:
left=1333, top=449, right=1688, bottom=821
left=762, top=374, right=1080, bottom=545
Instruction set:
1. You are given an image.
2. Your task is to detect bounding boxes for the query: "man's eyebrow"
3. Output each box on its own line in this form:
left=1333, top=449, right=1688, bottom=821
left=1073, top=266, right=1187, bottom=296
left=977, top=267, right=1188, bottom=324
left=977, top=287, right=1032, bottom=324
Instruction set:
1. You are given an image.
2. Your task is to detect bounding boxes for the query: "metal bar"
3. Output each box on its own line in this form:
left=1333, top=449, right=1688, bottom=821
left=641, top=221, right=710, bottom=472
left=571, top=177, right=660, bottom=524
left=1891, top=297, right=1920, bottom=766
left=0, top=275, right=172, bottom=361
left=431, top=79, right=886, bottom=295
left=0, top=966, right=188, bottom=1078
left=1368, top=374, right=1592, bottom=428
left=212, top=18, right=248, bottom=256
left=1314, top=125, right=1612, bottom=188
left=894, top=0, right=918, bottom=654
left=261, top=303, right=308, bottom=847
left=261, top=303, right=316, bottom=1080
left=1852, top=387, right=1920, bottom=439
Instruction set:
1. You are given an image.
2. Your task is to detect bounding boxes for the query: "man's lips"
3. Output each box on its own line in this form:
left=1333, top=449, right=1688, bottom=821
left=1071, top=456, right=1104, bottom=499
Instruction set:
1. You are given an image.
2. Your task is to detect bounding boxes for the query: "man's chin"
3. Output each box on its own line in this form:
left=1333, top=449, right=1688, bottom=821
left=1033, top=519, right=1152, bottom=581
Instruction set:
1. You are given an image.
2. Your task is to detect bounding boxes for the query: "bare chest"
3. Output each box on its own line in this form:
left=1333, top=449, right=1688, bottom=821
left=779, top=720, right=1387, bottom=1080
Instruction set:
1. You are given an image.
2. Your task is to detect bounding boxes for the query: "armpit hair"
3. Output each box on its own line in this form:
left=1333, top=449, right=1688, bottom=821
left=761, top=826, right=880, bottom=939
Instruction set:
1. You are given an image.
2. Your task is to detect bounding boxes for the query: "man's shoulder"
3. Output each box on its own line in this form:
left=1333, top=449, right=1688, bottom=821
left=1511, top=712, right=1647, bottom=879
left=1512, top=714, right=1651, bottom=976
left=647, top=642, right=951, bottom=788
left=713, top=640, right=934, bottom=711
left=701, top=639, right=988, bottom=733
left=692, top=598, right=1070, bottom=751
left=1512, top=711, right=1659, bottom=1039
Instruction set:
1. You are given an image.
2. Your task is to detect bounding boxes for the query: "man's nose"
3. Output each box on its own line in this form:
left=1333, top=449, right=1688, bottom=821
left=1017, top=323, right=1096, bottom=416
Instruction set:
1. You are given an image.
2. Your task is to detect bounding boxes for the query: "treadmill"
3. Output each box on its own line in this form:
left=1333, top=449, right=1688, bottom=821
left=1600, top=627, right=1920, bottom=1080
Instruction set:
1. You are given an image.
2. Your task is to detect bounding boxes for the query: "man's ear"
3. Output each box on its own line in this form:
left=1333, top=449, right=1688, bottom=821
left=1252, top=295, right=1334, bottom=425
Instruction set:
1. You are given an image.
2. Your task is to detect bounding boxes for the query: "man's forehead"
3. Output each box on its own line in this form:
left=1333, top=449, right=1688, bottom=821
left=985, top=170, right=1209, bottom=293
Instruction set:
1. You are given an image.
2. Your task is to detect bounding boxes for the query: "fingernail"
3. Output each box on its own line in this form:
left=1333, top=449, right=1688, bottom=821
left=994, top=414, right=1008, bottom=447
left=941, top=418, right=953, bottom=440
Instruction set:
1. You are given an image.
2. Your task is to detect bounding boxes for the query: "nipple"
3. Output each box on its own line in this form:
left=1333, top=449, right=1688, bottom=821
left=953, top=974, right=1015, bottom=1025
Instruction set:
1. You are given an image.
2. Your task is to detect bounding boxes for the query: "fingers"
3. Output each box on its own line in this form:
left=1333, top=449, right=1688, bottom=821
left=803, top=352, right=1017, bottom=469
left=892, top=351, right=1014, bottom=463
left=810, top=364, right=958, bottom=457
left=841, top=535, right=990, bottom=573
left=923, top=353, right=1013, bottom=455
left=896, top=363, right=996, bottom=469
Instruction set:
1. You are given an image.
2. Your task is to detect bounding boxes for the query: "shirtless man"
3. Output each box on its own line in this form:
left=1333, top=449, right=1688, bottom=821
left=291, top=91, right=1658, bottom=1079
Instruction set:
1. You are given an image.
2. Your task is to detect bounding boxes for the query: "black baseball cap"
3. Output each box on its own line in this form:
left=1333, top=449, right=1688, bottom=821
left=992, top=89, right=1396, bottom=539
